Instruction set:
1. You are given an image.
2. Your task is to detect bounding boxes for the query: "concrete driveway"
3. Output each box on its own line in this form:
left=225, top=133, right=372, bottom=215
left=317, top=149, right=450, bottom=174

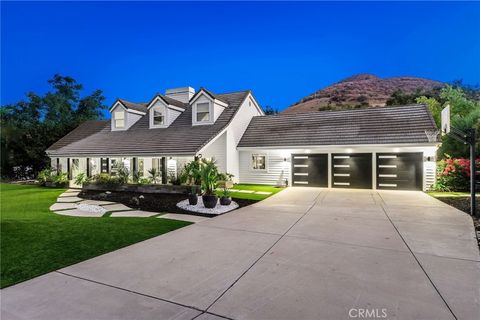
left=2, top=188, right=479, bottom=320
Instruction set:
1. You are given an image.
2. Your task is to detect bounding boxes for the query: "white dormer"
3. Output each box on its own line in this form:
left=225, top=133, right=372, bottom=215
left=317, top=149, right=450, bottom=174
left=190, top=88, right=228, bottom=126
left=110, top=100, right=146, bottom=131
left=147, top=95, right=185, bottom=129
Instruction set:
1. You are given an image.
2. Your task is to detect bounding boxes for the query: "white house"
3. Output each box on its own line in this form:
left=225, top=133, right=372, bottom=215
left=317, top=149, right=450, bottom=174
left=47, top=87, right=439, bottom=191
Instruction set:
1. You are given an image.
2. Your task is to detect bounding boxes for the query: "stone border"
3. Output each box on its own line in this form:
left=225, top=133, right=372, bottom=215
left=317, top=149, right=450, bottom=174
left=176, top=198, right=239, bottom=215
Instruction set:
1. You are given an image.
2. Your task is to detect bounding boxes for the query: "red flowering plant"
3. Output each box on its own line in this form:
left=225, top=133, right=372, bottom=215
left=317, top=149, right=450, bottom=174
left=434, top=155, right=480, bottom=191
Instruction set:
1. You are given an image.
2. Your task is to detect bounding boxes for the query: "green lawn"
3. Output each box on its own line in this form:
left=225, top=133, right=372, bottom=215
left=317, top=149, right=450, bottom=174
left=427, top=191, right=479, bottom=197
left=0, top=183, right=191, bottom=288
left=217, top=183, right=285, bottom=201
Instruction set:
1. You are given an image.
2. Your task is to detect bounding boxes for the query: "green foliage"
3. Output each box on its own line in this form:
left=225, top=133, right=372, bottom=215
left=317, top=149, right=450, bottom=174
left=1, top=75, right=106, bottom=179
left=199, top=159, right=220, bottom=195
left=386, top=88, right=441, bottom=106
left=116, top=163, right=130, bottom=184
left=415, top=85, right=480, bottom=158
left=217, top=172, right=234, bottom=197
left=181, top=160, right=202, bottom=185
left=37, top=168, right=53, bottom=184
left=147, top=168, right=160, bottom=184
left=74, top=173, right=90, bottom=186
left=138, top=177, right=152, bottom=185
left=92, top=173, right=122, bottom=187
left=263, top=105, right=278, bottom=115
left=53, top=173, right=69, bottom=184
left=131, top=170, right=141, bottom=184
left=434, top=156, right=478, bottom=191
left=168, top=171, right=182, bottom=185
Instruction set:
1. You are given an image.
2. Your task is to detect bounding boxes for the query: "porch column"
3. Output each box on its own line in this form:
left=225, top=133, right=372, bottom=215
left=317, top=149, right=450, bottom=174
left=161, top=157, right=167, bottom=184
left=67, top=158, right=71, bottom=180
left=86, top=158, right=91, bottom=178
left=132, top=157, right=138, bottom=177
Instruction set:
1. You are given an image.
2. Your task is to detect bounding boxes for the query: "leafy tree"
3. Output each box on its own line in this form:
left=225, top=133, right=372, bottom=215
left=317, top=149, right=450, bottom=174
left=263, top=105, right=278, bottom=115
left=415, top=85, right=480, bottom=158
left=1, top=75, right=106, bottom=179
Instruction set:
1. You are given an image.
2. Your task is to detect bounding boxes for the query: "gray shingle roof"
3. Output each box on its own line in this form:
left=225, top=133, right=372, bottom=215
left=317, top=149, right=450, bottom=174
left=117, top=99, right=148, bottom=113
left=238, top=104, right=438, bottom=148
left=47, top=90, right=250, bottom=156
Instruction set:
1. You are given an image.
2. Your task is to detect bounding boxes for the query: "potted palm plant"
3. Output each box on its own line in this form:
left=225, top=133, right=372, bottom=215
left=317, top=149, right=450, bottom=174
left=199, top=159, right=219, bottom=208
left=183, top=160, right=202, bottom=205
left=218, top=173, right=234, bottom=206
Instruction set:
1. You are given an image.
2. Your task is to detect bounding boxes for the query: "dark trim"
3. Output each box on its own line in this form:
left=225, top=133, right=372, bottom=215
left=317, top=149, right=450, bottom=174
left=67, top=158, right=71, bottom=180
left=56, top=158, right=60, bottom=174
left=132, top=157, right=138, bottom=175
left=86, top=158, right=91, bottom=178
left=161, top=157, right=167, bottom=184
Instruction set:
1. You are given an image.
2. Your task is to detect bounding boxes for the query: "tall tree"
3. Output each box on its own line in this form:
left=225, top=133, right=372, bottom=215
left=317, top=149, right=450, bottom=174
left=416, top=85, right=480, bottom=158
left=1, top=75, right=106, bottom=179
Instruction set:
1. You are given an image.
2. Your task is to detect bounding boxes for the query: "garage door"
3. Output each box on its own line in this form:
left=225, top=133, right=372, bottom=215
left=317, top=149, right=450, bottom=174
left=332, top=153, right=372, bottom=189
left=292, top=154, right=328, bottom=187
left=376, top=153, right=423, bottom=190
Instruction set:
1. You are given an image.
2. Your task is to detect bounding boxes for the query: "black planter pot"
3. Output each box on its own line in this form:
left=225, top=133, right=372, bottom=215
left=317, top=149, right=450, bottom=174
left=202, top=195, right=218, bottom=208
left=188, top=194, right=198, bottom=206
left=220, top=196, right=232, bottom=206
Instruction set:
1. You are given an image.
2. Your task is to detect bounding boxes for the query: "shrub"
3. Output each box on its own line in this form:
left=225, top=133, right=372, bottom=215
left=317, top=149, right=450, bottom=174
left=434, top=156, right=479, bottom=191
left=52, top=172, right=69, bottom=184
left=138, top=177, right=152, bottom=185
left=147, top=168, right=160, bottom=184
left=74, top=173, right=90, bottom=186
left=181, top=160, right=201, bottom=185
left=37, top=168, right=53, bottom=184
left=92, top=173, right=122, bottom=187
left=117, top=163, right=129, bottom=184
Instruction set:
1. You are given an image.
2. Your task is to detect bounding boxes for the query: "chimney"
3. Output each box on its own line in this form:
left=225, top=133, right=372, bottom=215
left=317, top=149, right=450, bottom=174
left=165, top=87, right=195, bottom=104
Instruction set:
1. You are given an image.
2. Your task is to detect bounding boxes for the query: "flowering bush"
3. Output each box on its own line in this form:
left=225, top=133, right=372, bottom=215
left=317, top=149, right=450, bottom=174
left=434, top=156, right=479, bottom=191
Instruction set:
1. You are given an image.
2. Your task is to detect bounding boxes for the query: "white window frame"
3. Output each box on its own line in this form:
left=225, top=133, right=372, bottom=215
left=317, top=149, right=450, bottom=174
left=196, top=102, right=211, bottom=123
left=114, top=111, right=125, bottom=129
left=149, top=104, right=168, bottom=128
left=193, top=101, right=213, bottom=125
left=251, top=153, right=268, bottom=172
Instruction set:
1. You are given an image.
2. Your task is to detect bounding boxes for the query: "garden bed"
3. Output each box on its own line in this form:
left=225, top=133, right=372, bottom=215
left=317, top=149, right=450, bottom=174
left=83, top=183, right=200, bottom=195
left=78, top=190, right=257, bottom=217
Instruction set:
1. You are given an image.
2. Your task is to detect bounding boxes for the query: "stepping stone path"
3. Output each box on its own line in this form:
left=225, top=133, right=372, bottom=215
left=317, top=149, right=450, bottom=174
left=50, top=189, right=205, bottom=222
left=110, top=210, right=159, bottom=217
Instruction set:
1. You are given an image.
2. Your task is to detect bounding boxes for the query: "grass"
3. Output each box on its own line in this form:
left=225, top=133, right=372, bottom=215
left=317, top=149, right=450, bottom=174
left=216, top=183, right=285, bottom=201
left=0, top=183, right=192, bottom=288
left=427, top=191, right=479, bottom=197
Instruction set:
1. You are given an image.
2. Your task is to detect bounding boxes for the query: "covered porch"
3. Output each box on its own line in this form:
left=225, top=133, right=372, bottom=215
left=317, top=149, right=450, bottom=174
left=51, top=156, right=194, bottom=187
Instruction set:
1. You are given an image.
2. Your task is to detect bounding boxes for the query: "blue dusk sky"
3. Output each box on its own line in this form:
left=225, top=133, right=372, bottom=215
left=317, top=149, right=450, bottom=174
left=2, top=1, right=479, bottom=115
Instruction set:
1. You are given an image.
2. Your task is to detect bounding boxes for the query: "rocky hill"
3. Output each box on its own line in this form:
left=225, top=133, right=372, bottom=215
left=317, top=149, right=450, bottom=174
left=284, top=74, right=443, bottom=113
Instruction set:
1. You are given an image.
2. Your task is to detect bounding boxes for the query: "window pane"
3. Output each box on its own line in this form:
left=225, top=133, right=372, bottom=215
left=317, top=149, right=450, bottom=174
left=197, top=103, right=209, bottom=112
left=153, top=109, right=164, bottom=125
left=252, top=155, right=266, bottom=170
left=196, top=103, right=210, bottom=122
left=115, top=119, right=125, bottom=128
left=114, top=111, right=124, bottom=120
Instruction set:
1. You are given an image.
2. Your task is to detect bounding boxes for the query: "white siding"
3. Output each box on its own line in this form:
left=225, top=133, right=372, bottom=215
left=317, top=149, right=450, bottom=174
left=239, top=150, right=290, bottom=186
left=168, top=109, right=181, bottom=125
left=239, top=145, right=438, bottom=190
left=111, top=104, right=143, bottom=131
left=225, top=95, right=264, bottom=181
left=202, top=132, right=227, bottom=172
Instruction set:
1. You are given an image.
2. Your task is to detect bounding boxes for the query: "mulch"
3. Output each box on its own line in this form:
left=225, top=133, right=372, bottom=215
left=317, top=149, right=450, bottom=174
left=78, top=190, right=258, bottom=217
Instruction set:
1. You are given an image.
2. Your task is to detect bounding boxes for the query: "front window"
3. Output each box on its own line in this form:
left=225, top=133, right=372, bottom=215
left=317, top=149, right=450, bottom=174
left=138, top=159, right=144, bottom=177
left=196, top=103, right=210, bottom=122
left=153, top=108, right=164, bottom=125
left=114, top=111, right=125, bottom=128
left=252, top=154, right=266, bottom=170
left=110, top=159, right=119, bottom=176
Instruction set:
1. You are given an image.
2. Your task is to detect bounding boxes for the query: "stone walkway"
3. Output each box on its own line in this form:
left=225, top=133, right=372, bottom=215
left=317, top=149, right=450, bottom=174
left=50, top=189, right=207, bottom=222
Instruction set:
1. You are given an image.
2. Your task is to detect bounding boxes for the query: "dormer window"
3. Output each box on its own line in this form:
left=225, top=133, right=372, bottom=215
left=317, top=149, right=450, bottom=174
left=196, top=103, right=210, bottom=122
left=114, top=111, right=125, bottom=128
left=153, top=108, right=165, bottom=126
